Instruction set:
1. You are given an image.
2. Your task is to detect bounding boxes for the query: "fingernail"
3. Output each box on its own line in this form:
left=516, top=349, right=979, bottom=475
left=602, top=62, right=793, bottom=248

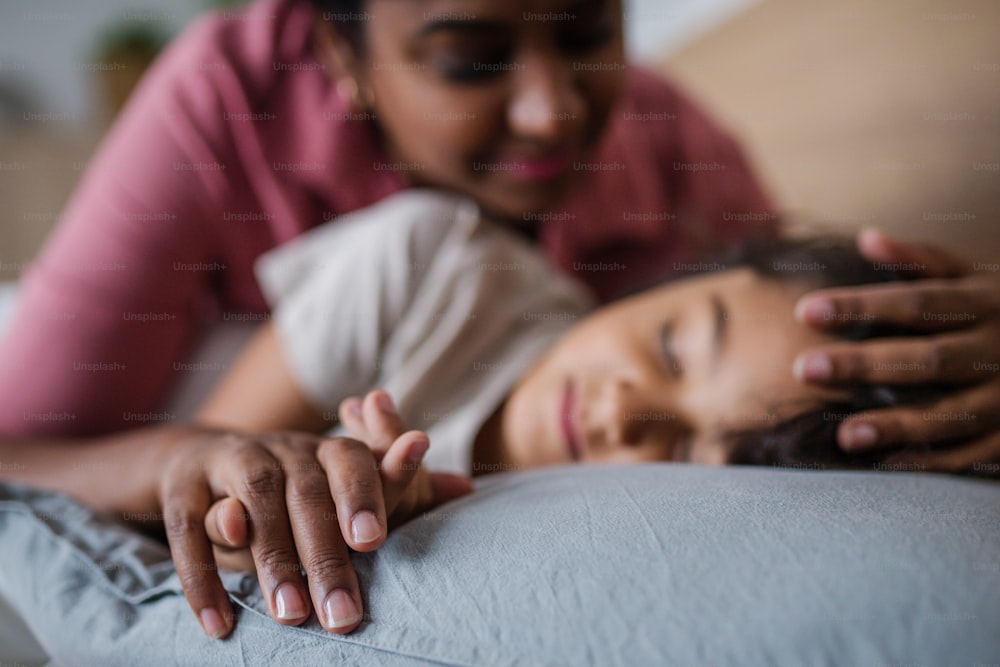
left=275, top=583, right=308, bottom=620
left=407, top=438, right=429, bottom=464
left=199, top=607, right=228, bottom=639
left=351, top=510, right=382, bottom=544
left=793, top=354, right=832, bottom=382
left=215, top=514, right=229, bottom=545
left=347, top=400, right=362, bottom=418
left=795, top=298, right=835, bottom=324
left=324, top=589, right=363, bottom=629
left=843, top=423, right=878, bottom=450
left=859, top=227, right=887, bottom=248
left=376, top=392, right=396, bottom=413
left=216, top=505, right=231, bottom=545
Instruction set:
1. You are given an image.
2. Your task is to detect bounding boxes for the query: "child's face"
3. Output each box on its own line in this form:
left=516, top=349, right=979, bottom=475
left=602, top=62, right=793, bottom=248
left=498, top=268, right=846, bottom=469
left=331, top=0, right=626, bottom=219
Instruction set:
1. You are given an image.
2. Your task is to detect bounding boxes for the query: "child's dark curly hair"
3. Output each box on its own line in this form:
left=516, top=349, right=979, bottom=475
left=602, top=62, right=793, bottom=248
left=709, top=237, right=942, bottom=471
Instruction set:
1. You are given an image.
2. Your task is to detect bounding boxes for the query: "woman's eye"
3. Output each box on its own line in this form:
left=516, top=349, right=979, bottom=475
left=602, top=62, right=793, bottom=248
left=558, top=24, right=614, bottom=54
left=557, top=1, right=616, bottom=55
left=660, top=321, right=683, bottom=378
left=434, top=50, right=512, bottom=84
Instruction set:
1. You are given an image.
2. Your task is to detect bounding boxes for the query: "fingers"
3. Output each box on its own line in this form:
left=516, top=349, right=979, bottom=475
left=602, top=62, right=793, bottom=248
left=205, top=496, right=249, bottom=548
left=315, top=437, right=388, bottom=551
left=376, top=430, right=432, bottom=517
left=427, top=472, right=476, bottom=506
left=204, top=496, right=255, bottom=573
left=793, top=329, right=998, bottom=385
left=856, top=228, right=969, bottom=279
left=361, top=390, right=407, bottom=453
left=837, top=380, right=1000, bottom=451
left=278, top=443, right=367, bottom=633
left=339, top=390, right=473, bottom=520
left=297, top=436, right=396, bottom=632
left=218, top=443, right=313, bottom=628
left=338, top=397, right=365, bottom=439
left=795, top=279, right=998, bottom=332
left=160, top=473, right=235, bottom=640
left=209, top=434, right=390, bottom=635
left=339, top=390, right=406, bottom=455
left=212, top=544, right=257, bottom=574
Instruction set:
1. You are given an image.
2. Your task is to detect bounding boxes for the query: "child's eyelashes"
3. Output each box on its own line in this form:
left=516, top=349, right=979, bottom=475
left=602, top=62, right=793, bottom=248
left=674, top=433, right=693, bottom=462
left=659, top=320, right=683, bottom=378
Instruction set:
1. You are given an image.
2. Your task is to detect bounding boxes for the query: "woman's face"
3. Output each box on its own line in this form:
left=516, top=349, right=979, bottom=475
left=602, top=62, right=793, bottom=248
left=321, top=0, right=626, bottom=219
left=495, top=269, right=846, bottom=469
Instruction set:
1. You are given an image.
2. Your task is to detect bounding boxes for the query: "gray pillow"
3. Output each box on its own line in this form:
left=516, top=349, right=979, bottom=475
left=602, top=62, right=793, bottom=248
left=1, top=465, right=997, bottom=666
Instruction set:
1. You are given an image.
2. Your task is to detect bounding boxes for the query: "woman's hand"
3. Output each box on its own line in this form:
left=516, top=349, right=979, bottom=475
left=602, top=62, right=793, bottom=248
left=158, top=391, right=472, bottom=640
left=204, top=390, right=473, bottom=567
left=793, top=229, right=1000, bottom=475
left=178, top=391, right=474, bottom=639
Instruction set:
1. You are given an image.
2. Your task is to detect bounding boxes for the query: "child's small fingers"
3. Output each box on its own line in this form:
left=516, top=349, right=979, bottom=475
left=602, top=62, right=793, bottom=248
left=378, top=431, right=429, bottom=514
left=204, top=496, right=250, bottom=548
left=361, top=390, right=406, bottom=454
left=338, top=397, right=367, bottom=439
left=212, top=544, right=257, bottom=574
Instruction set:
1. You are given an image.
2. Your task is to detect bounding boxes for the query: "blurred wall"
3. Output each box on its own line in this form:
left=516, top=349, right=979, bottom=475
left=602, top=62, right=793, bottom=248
left=662, top=0, right=1000, bottom=259
left=0, top=0, right=209, bottom=280
left=0, top=1, right=206, bottom=127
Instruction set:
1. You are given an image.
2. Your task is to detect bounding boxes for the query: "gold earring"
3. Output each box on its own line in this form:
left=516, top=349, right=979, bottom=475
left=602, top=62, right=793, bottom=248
left=336, top=77, right=360, bottom=107
left=337, top=77, right=374, bottom=113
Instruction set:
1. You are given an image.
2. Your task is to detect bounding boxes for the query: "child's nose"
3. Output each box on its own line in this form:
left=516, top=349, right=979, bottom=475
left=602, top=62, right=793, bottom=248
left=598, top=379, right=681, bottom=451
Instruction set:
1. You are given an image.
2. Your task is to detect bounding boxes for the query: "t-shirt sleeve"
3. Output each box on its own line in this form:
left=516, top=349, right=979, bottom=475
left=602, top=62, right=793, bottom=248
left=254, top=191, right=475, bottom=413
left=0, top=15, right=237, bottom=436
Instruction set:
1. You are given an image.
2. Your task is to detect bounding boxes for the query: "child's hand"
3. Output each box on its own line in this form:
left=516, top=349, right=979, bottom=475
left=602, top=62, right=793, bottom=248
left=337, top=390, right=475, bottom=527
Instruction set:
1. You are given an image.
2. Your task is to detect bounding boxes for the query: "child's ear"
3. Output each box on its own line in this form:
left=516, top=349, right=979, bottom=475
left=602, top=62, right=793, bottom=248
left=312, top=17, right=374, bottom=110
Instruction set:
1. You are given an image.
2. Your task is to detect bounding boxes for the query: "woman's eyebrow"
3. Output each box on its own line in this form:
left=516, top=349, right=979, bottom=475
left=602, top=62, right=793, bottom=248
left=710, top=293, right=728, bottom=373
left=415, top=18, right=509, bottom=39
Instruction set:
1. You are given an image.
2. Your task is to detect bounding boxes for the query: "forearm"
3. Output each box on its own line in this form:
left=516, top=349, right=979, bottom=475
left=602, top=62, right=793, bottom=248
left=0, top=424, right=214, bottom=529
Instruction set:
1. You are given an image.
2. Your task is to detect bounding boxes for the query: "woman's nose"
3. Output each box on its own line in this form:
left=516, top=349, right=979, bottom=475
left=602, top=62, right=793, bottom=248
left=507, top=56, right=585, bottom=144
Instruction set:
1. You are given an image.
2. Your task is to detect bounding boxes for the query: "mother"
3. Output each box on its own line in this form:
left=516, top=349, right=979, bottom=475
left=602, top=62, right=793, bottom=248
left=0, top=0, right=779, bottom=434
left=0, top=0, right=998, bottom=642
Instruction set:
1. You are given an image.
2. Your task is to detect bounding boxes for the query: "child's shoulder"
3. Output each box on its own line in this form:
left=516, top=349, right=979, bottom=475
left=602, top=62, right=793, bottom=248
left=253, top=189, right=514, bottom=306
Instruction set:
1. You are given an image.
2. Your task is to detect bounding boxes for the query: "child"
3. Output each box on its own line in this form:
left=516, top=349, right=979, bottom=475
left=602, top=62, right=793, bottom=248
left=175, top=189, right=938, bottom=638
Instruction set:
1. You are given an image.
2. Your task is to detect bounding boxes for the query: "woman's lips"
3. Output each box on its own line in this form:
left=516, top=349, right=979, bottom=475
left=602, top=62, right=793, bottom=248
left=498, top=150, right=575, bottom=183
left=560, top=379, right=584, bottom=461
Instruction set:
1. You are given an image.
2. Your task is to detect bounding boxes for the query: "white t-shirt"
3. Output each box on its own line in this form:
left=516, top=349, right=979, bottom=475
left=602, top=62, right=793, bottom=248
left=255, top=190, right=596, bottom=475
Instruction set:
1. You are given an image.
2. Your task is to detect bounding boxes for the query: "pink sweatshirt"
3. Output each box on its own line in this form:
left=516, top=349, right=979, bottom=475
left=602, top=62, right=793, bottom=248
left=0, top=0, right=776, bottom=436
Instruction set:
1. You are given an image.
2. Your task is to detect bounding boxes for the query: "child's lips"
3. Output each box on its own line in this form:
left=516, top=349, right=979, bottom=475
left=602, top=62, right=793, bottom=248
left=560, top=379, right=584, bottom=461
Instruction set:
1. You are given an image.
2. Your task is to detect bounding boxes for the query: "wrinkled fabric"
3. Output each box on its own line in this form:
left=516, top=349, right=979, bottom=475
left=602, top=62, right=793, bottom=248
left=1, top=465, right=998, bottom=666
left=255, top=190, right=595, bottom=475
